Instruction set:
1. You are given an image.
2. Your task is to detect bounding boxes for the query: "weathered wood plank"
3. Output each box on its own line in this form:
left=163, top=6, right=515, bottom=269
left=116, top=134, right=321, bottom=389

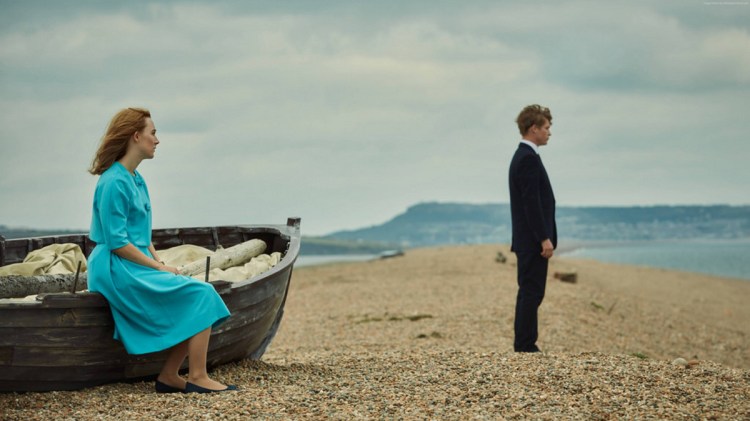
left=0, top=326, right=119, bottom=348
left=0, top=307, right=112, bottom=328
left=39, top=291, right=109, bottom=308
left=208, top=313, right=276, bottom=354
left=216, top=227, right=245, bottom=247
left=1, top=298, right=281, bottom=371
left=0, top=346, right=12, bottom=365
left=1, top=364, right=124, bottom=383
left=1, top=239, right=30, bottom=265
left=221, top=272, right=289, bottom=309
left=209, top=279, right=232, bottom=295
left=10, top=345, right=131, bottom=366
left=123, top=360, right=170, bottom=379
left=0, top=236, right=6, bottom=267
left=214, top=294, right=281, bottom=334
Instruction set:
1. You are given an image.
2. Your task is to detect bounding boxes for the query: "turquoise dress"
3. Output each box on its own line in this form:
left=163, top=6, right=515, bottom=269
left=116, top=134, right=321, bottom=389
left=88, top=162, right=230, bottom=355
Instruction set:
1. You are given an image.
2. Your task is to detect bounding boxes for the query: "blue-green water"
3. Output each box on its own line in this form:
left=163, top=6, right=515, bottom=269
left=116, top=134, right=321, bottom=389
left=297, top=239, right=750, bottom=281
left=296, top=254, right=378, bottom=268
left=561, top=239, right=750, bottom=281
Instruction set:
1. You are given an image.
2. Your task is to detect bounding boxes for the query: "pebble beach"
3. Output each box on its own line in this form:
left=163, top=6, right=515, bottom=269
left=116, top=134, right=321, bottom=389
left=2, top=244, right=749, bottom=420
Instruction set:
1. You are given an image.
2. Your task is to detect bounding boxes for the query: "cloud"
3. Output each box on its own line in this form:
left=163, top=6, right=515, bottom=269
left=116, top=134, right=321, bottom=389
left=1, top=1, right=748, bottom=234
left=457, top=1, right=750, bottom=92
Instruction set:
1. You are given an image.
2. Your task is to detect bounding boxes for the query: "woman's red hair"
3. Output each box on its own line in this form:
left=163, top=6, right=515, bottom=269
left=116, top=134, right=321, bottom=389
left=89, top=107, right=151, bottom=175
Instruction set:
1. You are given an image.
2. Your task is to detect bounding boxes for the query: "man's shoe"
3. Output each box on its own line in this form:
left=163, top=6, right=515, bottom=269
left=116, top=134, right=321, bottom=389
left=185, top=382, right=239, bottom=393
left=515, top=346, right=542, bottom=353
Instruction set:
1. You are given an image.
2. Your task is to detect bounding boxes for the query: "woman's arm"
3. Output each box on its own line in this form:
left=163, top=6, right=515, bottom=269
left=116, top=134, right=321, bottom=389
left=147, top=244, right=179, bottom=273
left=148, top=244, right=161, bottom=263
left=113, top=243, right=180, bottom=274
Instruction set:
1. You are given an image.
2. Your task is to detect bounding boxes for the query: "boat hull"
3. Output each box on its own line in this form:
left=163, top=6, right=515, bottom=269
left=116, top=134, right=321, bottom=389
left=0, top=220, right=300, bottom=392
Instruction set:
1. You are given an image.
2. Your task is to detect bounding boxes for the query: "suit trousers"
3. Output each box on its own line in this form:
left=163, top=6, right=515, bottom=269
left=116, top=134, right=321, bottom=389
left=513, top=251, right=548, bottom=352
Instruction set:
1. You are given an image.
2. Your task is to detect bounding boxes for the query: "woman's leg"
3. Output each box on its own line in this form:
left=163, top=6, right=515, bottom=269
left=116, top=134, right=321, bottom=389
left=156, top=340, right=189, bottom=389
left=186, top=327, right=228, bottom=390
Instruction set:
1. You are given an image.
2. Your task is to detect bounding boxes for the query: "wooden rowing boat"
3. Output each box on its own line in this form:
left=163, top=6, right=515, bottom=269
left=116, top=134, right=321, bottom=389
left=0, top=218, right=301, bottom=392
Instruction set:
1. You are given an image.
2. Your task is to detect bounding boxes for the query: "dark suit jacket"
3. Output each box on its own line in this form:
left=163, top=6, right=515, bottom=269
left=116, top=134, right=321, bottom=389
left=508, top=143, right=557, bottom=252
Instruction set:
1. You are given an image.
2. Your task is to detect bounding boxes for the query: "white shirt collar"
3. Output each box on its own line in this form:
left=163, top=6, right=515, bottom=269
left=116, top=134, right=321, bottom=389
left=520, top=139, right=539, bottom=154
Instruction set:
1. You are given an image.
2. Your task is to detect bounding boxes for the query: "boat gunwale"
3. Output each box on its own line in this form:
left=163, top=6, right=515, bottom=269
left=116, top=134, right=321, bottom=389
left=0, top=222, right=301, bottom=307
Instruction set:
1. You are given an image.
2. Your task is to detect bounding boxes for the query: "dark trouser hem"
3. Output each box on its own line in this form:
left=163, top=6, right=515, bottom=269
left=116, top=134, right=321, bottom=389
left=514, top=345, right=541, bottom=353
left=513, top=251, right=548, bottom=352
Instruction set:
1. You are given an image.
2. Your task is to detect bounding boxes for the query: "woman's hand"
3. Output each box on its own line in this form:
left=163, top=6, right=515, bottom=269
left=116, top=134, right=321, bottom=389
left=159, top=263, right=180, bottom=274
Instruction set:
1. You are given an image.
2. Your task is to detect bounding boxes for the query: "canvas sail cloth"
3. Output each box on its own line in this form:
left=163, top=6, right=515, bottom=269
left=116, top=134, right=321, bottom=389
left=0, top=244, right=87, bottom=277
left=159, top=244, right=282, bottom=282
left=0, top=242, right=281, bottom=282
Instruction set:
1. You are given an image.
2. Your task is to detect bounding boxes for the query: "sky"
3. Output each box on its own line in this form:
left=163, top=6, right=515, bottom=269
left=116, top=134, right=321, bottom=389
left=1, top=1, right=749, bottom=235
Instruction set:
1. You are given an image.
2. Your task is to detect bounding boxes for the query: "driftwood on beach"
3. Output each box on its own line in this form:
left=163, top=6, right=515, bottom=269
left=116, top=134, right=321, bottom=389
left=554, top=271, right=578, bottom=283
left=0, top=273, right=88, bottom=299
left=179, top=239, right=267, bottom=277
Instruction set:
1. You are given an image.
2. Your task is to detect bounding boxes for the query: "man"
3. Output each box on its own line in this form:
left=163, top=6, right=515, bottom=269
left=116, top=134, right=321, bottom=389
left=508, top=104, right=557, bottom=353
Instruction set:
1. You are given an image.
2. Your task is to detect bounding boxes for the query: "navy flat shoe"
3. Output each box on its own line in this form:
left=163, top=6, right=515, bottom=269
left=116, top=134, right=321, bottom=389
left=185, top=382, right=239, bottom=393
left=155, top=379, right=185, bottom=394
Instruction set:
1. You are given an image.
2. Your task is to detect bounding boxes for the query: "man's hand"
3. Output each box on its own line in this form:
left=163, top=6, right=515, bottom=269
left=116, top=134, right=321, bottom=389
left=540, top=239, right=554, bottom=259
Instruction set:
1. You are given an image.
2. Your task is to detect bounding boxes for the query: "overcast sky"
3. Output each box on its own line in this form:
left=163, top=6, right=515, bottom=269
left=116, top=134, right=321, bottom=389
left=1, top=1, right=749, bottom=235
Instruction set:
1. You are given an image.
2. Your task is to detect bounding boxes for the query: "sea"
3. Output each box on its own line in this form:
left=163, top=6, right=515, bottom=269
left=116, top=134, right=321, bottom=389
left=559, top=238, right=750, bottom=281
left=298, top=239, right=750, bottom=281
left=296, top=254, right=379, bottom=268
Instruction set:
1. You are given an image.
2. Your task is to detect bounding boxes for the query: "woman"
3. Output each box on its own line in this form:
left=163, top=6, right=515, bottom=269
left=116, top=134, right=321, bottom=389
left=87, top=107, right=235, bottom=393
